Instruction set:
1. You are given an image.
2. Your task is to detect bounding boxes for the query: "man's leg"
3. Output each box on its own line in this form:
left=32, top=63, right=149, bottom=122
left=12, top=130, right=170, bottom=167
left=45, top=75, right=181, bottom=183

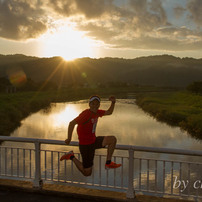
left=102, top=136, right=117, bottom=161
left=72, top=157, right=92, bottom=176
left=60, top=151, right=93, bottom=176
left=75, top=143, right=95, bottom=176
left=101, top=136, right=121, bottom=169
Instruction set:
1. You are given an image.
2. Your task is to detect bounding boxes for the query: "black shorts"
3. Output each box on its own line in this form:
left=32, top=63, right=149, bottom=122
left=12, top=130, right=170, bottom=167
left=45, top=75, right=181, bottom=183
left=79, top=136, right=105, bottom=169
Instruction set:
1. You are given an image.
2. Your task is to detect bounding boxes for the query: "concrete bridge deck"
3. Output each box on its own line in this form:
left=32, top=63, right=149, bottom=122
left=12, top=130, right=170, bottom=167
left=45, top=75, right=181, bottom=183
left=0, top=179, right=190, bottom=202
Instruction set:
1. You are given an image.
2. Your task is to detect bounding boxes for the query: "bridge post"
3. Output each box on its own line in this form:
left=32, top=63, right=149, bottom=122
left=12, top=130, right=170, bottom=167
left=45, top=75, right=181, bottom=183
left=126, top=149, right=135, bottom=199
left=33, top=141, right=43, bottom=189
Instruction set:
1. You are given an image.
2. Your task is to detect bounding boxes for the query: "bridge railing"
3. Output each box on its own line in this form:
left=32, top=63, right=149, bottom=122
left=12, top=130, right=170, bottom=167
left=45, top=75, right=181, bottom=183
left=0, top=136, right=202, bottom=200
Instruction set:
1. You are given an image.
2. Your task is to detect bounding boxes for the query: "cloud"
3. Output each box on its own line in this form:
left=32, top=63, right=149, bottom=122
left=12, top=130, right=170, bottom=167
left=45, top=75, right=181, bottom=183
left=75, top=0, right=114, bottom=19
left=0, top=0, right=116, bottom=40
left=48, top=0, right=114, bottom=19
left=47, top=0, right=76, bottom=17
left=111, top=34, right=202, bottom=51
left=75, top=0, right=202, bottom=52
left=156, top=26, right=202, bottom=39
left=129, top=0, right=169, bottom=31
left=0, top=0, right=202, bottom=53
left=0, top=0, right=48, bottom=40
left=76, top=0, right=172, bottom=50
left=187, top=0, right=202, bottom=26
left=78, top=0, right=169, bottom=39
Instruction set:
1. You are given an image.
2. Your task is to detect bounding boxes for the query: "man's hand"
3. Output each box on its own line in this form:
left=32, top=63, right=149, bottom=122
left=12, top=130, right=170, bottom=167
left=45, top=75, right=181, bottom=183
left=65, top=138, right=71, bottom=145
left=66, top=120, right=77, bottom=145
left=104, top=96, right=116, bottom=116
left=109, top=96, right=116, bottom=103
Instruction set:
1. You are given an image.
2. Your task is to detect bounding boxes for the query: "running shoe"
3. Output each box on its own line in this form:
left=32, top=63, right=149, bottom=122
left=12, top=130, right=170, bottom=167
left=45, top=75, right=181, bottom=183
left=105, top=161, right=122, bottom=169
left=60, top=151, right=74, bottom=161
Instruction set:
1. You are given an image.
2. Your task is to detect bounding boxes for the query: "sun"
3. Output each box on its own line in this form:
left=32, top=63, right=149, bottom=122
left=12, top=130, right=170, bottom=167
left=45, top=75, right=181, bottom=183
left=40, top=22, right=97, bottom=60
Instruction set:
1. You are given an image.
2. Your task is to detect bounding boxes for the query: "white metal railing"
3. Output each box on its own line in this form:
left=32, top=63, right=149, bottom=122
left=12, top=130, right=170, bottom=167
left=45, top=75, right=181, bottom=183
left=0, top=136, right=202, bottom=200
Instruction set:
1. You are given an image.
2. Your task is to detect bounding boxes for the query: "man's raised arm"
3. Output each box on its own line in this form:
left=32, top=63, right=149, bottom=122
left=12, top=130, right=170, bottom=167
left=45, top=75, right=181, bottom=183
left=104, top=96, right=116, bottom=116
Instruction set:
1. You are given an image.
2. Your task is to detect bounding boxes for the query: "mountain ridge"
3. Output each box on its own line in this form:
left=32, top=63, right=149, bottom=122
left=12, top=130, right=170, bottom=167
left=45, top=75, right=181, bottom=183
left=0, top=54, right=202, bottom=87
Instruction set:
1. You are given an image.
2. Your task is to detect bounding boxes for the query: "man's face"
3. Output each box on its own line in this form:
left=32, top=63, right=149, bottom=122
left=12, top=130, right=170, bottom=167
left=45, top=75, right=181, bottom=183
left=89, top=99, right=100, bottom=113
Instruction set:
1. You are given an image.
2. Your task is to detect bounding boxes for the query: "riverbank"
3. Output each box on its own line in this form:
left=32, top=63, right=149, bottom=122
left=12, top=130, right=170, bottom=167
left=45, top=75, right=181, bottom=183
left=0, top=86, right=174, bottom=136
left=135, top=91, right=202, bottom=140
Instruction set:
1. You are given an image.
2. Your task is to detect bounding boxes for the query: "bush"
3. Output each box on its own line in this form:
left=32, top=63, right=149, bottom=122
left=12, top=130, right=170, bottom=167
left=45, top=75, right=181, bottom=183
left=187, top=81, right=202, bottom=94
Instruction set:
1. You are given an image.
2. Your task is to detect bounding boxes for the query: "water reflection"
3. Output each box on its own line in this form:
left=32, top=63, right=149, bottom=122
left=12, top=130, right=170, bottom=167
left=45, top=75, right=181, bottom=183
left=3, top=99, right=202, bottom=151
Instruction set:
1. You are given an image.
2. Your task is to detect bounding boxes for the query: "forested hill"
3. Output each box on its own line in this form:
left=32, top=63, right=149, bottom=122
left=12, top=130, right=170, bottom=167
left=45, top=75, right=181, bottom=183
left=0, top=54, right=202, bottom=87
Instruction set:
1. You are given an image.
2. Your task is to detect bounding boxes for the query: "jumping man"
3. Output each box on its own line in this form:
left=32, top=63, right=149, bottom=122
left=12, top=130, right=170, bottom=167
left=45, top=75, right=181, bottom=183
left=60, top=95, right=121, bottom=176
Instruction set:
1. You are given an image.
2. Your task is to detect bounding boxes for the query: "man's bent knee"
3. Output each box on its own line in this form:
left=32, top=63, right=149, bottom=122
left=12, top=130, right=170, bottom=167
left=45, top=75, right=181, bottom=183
left=108, top=136, right=117, bottom=144
left=83, top=167, right=92, bottom=176
left=103, top=136, right=117, bottom=147
left=112, top=136, right=117, bottom=143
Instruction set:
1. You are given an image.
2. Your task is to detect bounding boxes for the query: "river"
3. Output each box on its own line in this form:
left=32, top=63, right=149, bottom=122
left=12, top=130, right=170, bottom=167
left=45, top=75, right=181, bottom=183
left=6, top=99, right=202, bottom=151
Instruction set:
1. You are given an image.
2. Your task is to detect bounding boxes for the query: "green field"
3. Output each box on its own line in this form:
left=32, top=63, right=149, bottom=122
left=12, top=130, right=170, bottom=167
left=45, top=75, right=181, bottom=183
left=136, top=91, right=202, bottom=140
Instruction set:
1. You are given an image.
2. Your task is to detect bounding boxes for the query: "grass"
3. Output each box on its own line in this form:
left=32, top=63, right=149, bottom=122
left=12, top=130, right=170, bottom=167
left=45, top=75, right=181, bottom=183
left=136, top=91, right=202, bottom=140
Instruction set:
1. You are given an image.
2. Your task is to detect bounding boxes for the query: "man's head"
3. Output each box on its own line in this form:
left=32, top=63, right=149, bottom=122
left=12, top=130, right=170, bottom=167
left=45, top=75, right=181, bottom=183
left=89, top=95, right=100, bottom=113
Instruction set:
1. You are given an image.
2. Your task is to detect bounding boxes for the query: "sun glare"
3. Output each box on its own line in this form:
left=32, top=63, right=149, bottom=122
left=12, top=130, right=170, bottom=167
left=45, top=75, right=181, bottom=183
left=52, top=105, right=79, bottom=128
left=40, top=22, right=97, bottom=60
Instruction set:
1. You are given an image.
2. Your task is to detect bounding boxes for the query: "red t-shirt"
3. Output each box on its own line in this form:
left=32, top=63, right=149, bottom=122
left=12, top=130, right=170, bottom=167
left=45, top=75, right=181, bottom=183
left=75, top=109, right=106, bottom=145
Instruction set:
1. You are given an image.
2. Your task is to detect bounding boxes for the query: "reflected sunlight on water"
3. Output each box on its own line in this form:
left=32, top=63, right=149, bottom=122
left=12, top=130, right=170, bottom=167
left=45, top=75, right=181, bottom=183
left=52, top=105, right=79, bottom=128
left=5, top=99, right=202, bottom=152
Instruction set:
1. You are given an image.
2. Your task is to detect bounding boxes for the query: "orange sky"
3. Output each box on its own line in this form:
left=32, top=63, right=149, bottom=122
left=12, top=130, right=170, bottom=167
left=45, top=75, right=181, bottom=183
left=0, top=0, right=202, bottom=60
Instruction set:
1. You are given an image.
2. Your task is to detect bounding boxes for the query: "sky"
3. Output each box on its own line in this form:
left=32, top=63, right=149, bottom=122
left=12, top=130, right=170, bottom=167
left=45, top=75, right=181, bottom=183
left=0, top=0, right=202, bottom=60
